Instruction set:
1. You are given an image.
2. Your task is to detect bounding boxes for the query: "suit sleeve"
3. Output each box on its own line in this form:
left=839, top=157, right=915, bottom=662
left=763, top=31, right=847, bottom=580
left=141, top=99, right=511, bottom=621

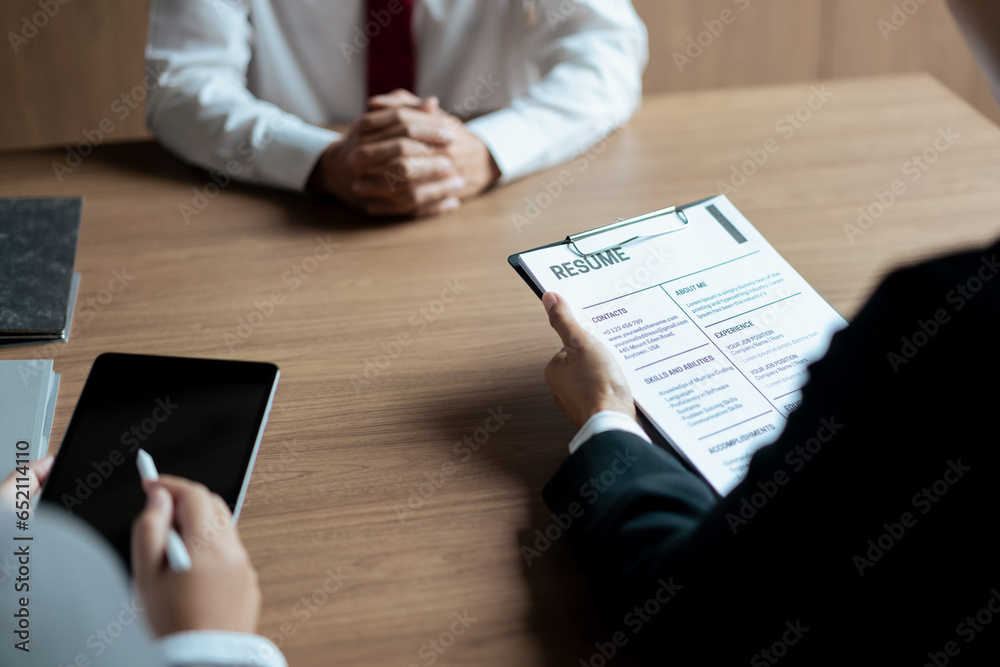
left=145, top=0, right=339, bottom=191
left=466, top=0, right=648, bottom=183
left=542, top=431, right=717, bottom=604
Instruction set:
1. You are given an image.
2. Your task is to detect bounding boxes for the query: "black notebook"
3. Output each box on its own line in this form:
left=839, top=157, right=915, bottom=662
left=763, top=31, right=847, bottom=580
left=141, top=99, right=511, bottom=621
left=0, top=197, right=83, bottom=343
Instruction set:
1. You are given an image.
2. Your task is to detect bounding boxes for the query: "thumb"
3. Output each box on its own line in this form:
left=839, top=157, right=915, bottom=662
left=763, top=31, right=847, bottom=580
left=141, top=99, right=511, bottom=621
left=31, top=455, right=55, bottom=489
left=132, top=485, right=173, bottom=577
left=421, top=96, right=440, bottom=113
left=24, top=456, right=54, bottom=497
left=543, top=293, right=586, bottom=350
left=0, top=456, right=54, bottom=506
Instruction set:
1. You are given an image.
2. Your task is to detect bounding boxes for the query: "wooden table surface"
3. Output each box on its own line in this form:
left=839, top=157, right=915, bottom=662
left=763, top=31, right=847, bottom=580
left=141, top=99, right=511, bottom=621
left=3, top=74, right=1000, bottom=666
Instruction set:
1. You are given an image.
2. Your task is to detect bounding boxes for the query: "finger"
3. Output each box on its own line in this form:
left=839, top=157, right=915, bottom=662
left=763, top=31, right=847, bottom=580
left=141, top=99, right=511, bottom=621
left=154, top=475, right=232, bottom=545
left=420, top=96, right=440, bottom=113
left=24, top=456, right=54, bottom=496
left=353, top=156, right=456, bottom=188
left=356, top=107, right=415, bottom=133
left=544, top=293, right=587, bottom=350
left=364, top=176, right=466, bottom=215
left=358, top=122, right=455, bottom=146
left=149, top=473, right=205, bottom=499
left=349, top=138, right=444, bottom=169
left=367, top=92, right=441, bottom=114
left=0, top=456, right=56, bottom=503
left=32, top=455, right=55, bottom=488
left=131, top=485, right=173, bottom=578
left=212, top=492, right=233, bottom=518
left=353, top=171, right=463, bottom=201
left=542, top=292, right=559, bottom=314
left=368, top=89, right=423, bottom=110
left=356, top=106, right=454, bottom=141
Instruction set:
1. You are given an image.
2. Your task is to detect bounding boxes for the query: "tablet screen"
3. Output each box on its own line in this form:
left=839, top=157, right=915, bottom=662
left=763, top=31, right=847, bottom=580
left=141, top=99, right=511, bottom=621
left=39, top=353, right=279, bottom=570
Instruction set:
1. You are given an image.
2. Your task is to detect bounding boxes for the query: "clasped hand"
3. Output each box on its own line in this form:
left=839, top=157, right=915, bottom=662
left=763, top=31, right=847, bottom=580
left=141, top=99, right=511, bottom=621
left=309, top=89, right=500, bottom=217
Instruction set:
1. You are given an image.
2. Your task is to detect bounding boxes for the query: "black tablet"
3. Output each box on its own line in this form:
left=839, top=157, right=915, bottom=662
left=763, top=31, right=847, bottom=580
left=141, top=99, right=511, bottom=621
left=39, top=353, right=280, bottom=569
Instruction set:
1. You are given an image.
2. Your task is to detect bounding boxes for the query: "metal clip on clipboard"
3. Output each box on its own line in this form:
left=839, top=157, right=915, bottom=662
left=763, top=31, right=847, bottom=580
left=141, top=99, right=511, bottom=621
left=566, top=205, right=690, bottom=257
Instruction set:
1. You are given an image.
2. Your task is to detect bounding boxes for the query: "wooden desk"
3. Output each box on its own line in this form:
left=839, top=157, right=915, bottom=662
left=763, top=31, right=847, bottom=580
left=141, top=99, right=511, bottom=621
left=2, top=74, right=999, bottom=666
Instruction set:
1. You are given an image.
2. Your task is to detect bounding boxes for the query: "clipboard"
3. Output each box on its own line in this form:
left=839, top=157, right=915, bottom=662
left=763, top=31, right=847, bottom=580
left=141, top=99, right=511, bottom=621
left=507, top=195, right=850, bottom=495
left=508, top=197, right=715, bottom=298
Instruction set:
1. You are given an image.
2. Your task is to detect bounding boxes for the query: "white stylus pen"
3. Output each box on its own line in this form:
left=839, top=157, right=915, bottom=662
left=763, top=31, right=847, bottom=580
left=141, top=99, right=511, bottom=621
left=136, top=448, right=192, bottom=572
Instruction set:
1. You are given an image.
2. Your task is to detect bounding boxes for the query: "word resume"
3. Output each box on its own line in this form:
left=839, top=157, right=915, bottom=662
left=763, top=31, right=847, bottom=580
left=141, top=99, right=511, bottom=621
left=515, top=196, right=847, bottom=494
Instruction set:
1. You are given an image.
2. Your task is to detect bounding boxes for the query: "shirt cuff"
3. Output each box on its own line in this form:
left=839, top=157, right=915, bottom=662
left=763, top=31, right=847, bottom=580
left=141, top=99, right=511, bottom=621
left=568, top=410, right=652, bottom=455
left=256, top=120, right=340, bottom=192
left=158, top=630, right=287, bottom=667
left=466, top=109, right=545, bottom=184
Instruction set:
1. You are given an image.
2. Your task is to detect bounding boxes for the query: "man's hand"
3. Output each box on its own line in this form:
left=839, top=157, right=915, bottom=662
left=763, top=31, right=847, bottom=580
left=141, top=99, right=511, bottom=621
left=542, top=292, right=636, bottom=428
left=308, top=90, right=473, bottom=217
left=0, top=456, right=53, bottom=508
left=307, top=130, right=364, bottom=209
left=367, top=88, right=435, bottom=111
left=132, top=475, right=261, bottom=637
left=353, top=101, right=501, bottom=204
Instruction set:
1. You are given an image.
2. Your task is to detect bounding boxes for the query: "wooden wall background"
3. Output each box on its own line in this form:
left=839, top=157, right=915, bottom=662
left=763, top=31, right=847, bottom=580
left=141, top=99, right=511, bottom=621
left=1, top=0, right=996, bottom=152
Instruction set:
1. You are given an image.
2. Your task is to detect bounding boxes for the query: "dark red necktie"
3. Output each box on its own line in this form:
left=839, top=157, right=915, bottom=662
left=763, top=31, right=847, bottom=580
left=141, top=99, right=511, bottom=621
left=366, top=0, right=416, bottom=98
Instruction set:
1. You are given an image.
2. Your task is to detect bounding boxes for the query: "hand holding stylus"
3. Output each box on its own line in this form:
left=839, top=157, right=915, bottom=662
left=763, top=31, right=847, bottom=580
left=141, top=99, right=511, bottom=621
left=136, top=449, right=192, bottom=572
left=130, top=465, right=262, bottom=637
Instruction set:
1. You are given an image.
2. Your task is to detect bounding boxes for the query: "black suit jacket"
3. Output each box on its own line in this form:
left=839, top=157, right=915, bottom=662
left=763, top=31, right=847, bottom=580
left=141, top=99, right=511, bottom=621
left=544, top=240, right=1000, bottom=665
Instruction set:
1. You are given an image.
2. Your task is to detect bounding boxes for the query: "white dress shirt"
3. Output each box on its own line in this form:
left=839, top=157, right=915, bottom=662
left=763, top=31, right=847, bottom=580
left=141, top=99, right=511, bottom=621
left=145, top=0, right=648, bottom=191
left=568, top=410, right=652, bottom=454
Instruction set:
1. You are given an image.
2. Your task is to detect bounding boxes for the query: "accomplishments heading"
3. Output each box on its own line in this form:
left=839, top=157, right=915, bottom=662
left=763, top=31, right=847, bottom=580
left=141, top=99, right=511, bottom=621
left=550, top=248, right=631, bottom=280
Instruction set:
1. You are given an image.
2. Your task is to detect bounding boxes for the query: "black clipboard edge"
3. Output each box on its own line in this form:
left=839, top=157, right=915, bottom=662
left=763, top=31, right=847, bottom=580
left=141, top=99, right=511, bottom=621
left=507, top=239, right=566, bottom=300
left=507, top=196, right=718, bottom=300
